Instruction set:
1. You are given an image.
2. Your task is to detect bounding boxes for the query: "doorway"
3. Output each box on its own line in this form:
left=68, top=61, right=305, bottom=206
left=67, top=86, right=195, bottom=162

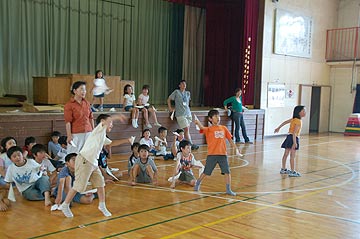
left=310, top=87, right=321, bottom=132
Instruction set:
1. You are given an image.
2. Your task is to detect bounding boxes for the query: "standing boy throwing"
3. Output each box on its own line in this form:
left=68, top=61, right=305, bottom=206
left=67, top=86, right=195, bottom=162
left=59, top=113, right=126, bottom=218
left=194, top=109, right=242, bottom=196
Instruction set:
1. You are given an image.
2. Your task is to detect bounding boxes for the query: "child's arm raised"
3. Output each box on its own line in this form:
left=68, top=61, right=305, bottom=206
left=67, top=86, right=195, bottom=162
left=193, top=115, right=205, bottom=130
left=274, top=119, right=292, bottom=133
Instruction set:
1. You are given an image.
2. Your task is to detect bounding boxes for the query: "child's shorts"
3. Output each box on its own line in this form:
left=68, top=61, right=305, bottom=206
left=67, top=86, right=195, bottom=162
left=136, top=170, right=151, bottom=183
left=125, top=105, right=134, bottom=111
left=0, top=176, right=7, bottom=186
left=203, top=155, right=230, bottom=176
left=176, top=116, right=192, bottom=129
left=94, top=93, right=105, bottom=98
left=281, top=134, right=299, bottom=150
left=179, top=170, right=196, bottom=183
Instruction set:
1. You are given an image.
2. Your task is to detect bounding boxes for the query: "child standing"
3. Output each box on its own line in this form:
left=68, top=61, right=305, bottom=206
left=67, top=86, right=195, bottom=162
left=5, top=146, right=52, bottom=206
left=59, top=113, right=126, bottom=218
left=123, top=84, right=139, bottom=128
left=170, top=140, right=204, bottom=189
left=130, top=144, right=158, bottom=186
left=91, top=70, right=113, bottom=112
left=274, top=105, right=306, bottom=177
left=194, top=109, right=242, bottom=196
left=138, top=85, right=161, bottom=128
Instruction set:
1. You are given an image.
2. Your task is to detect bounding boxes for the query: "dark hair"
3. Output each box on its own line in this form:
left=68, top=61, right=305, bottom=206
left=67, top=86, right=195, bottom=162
left=235, top=88, right=242, bottom=94
left=178, top=80, right=186, bottom=89
left=179, top=140, right=192, bottom=151
left=65, top=153, right=77, bottom=162
left=141, top=129, right=150, bottom=138
left=174, top=129, right=184, bottom=134
left=96, top=114, right=111, bottom=125
left=293, top=105, right=305, bottom=119
left=31, top=144, right=46, bottom=155
left=25, top=136, right=36, bottom=146
left=7, top=146, right=22, bottom=158
left=142, top=84, right=150, bottom=94
left=158, top=126, right=167, bottom=134
left=138, top=144, right=150, bottom=152
left=131, top=142, right=140, bottom=150
left=51, top=131, right=61, bottom=137
left=208, top=109, right=220, bottom=118
left=123, top=84, right=133, bottom=96
left=58, top=136, right=67, bottom=145
left=95, top=70, right=104, bottom=79
left=1, top=136, right=17, bottom=153
left=71, top=81, right=86, bottom=94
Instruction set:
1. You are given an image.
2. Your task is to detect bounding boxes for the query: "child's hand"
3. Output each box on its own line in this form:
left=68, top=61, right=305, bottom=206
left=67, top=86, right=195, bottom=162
left=274, top=127, right=280, bottom=133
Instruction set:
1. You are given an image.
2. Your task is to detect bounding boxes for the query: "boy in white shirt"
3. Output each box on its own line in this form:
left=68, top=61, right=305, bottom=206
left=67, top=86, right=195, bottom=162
left=59, top=113, right=126, bottom=218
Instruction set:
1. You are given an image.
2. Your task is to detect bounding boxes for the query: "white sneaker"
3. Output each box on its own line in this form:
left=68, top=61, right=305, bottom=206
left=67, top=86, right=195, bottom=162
left=153, top=122, right=162, bottom=127
left=146, top=124, right=152, bottom=129
left=130, top=136, right=136, bottom=145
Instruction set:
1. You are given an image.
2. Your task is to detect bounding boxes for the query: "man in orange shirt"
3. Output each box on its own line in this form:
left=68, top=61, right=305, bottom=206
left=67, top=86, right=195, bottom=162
left=193, top=109, right=242, bottom=196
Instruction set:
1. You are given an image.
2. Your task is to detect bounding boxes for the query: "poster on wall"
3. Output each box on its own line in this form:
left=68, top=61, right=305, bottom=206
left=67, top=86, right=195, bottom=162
left=268, top=83, right=285, bottom=107
left=274, top=9, right=312, bottom=58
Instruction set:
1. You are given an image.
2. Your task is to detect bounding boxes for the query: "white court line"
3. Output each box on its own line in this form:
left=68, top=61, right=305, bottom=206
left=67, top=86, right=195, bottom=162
left=335, top=200, right=349, bottom=209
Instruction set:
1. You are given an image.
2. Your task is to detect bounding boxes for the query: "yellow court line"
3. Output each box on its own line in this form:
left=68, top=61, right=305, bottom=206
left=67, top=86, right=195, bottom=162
left=160, top=187, right=330, bottom=239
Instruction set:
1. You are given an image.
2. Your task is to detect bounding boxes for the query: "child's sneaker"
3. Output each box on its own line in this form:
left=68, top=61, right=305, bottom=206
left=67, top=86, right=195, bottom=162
left=280, top=168, right=290, bottom=174
left=146, top=123, right=152, bottom=129
left=91, top=106, right=98, bottom=112
left=289, top=171, right=301, bottom=177
left=129, top=136, right=136, bottom=145
left=194, top=180, right=201, bottom=191
left=153, top=122, right=162, bottom=127
left=99, top=106, right=104, bottom=112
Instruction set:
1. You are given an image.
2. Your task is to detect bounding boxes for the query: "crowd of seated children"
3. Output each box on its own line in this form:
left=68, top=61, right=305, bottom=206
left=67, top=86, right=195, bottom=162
left=22, top=136, right=36, bottom=159
left=129, top=144, right=158, bottom=186
left=155, top=126, right=174, bottom=160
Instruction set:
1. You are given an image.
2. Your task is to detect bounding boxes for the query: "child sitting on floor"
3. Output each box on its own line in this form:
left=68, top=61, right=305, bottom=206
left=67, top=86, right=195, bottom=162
left=130, top=144, right=158, bottom=186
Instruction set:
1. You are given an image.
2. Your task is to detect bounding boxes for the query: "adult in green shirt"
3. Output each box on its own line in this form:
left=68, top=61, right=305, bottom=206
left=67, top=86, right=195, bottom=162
left=223, top=88, right=252, bottom=144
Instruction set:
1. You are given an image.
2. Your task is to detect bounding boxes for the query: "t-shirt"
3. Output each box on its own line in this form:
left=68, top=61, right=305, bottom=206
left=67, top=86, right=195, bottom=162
left=288, top=118, right=302, bottom=136
left=200, top=125, right=232, bottom=155
left=155, top=137, right=168, bottom=156
left=168, top=89, right=191, bottom=117
left=5, top=158, right=42, bottom=192
left=56, top=148, right=67, bottom=163
left=98, top=147, right=109, bottom=169
left=223, top=96, right=244, bottom=112
left=138, top=93, right=149, bottom=105
left=93, top=78, right=109, bottom=95
left=134, top=157, right=157, bottom=173
left=124, top=94, right=136, bottom=107
left=177, top=152, right=196, bottom=173
left=39, top=158, right=56, bottom=174
left=80, top=123, right=112, bottom=166
left=0, top=153, right=12, bottom=174
left=139, top=138, right=154, bottom=148
left=48, top=141, right=61, bottom=158
left=128, top=154, right=138, bottom=172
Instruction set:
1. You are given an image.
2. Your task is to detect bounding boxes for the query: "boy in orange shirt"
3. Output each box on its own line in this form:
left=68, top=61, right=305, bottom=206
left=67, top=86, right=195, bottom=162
left=194, top=109, right=242, bottom=196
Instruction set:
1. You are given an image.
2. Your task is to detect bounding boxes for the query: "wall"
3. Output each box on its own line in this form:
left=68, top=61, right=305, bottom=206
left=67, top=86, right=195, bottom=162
left=261, top=0, right=338, bottom=135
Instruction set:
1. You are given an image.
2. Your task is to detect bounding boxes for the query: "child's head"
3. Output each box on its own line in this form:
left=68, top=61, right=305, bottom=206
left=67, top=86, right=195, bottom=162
left=24, top=137, right=36, bottom=149
left=293, top=105, right=306, bottom=119
left=208, top=109, right=220, bottom=125
left=7, top=146, right=25, bottom=166
left=142, top=129, right=151, bottom=138
left=65, top=153, right=77, bottom=171
left=58, top=136, right=67, bottom=149
left=51, top=131, right=61, bottom=143
left=95, top=70, right=103, bottom=79
left=138, top=144, right=150, bottom=159
left=179, top=140, right=192, bottom=155
left=96, top=114, right=113, bottom=132
left=178, top=80, right=186, bottom=90
left=71, top=81, right=86, bottom=97
left=141, top=85, right=150, bottom=95
left=158, top=126, right=168, bottom=138
left=31, top=144, right=47, bottom=161
left=131, top=142, right=140, bottom=154
left=174, top=129, right=185, bottom=141
left=1, top=137, right=17, bottom=153
left=123, top=84, right=133, bottom=95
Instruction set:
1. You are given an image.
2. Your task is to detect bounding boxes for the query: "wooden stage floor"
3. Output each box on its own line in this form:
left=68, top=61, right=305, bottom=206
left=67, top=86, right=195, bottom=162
left=1, top=133, right=359, bottom=238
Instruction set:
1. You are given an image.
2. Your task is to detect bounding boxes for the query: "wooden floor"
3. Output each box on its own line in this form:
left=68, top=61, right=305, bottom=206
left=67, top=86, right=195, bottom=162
left=1, top=133, right=359, bottom=239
